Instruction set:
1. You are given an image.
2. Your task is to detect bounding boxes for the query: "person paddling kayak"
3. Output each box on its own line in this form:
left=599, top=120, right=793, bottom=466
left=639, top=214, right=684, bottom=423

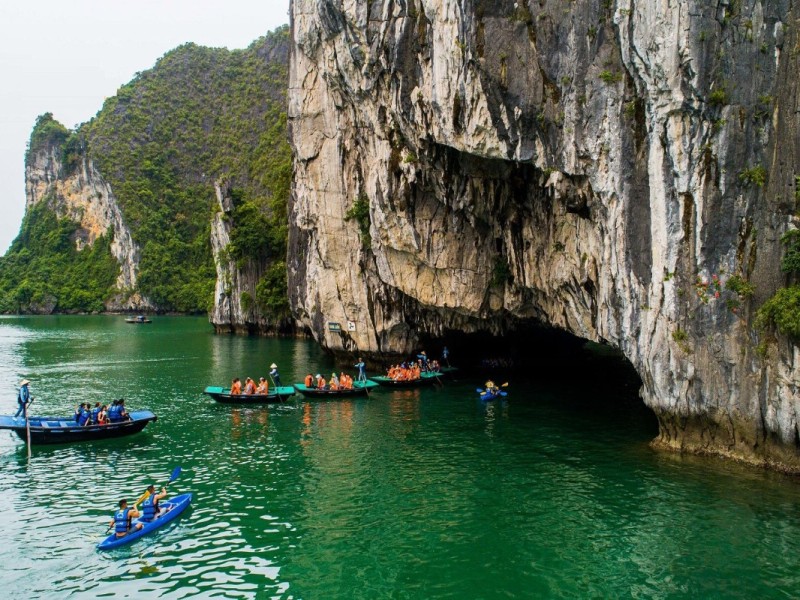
left=109, top=499, right=143, bottom=538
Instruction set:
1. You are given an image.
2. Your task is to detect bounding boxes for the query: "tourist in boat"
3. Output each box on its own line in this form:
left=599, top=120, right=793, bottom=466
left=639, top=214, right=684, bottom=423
left=14, top=379, right=31, bottom=419
left=110, top=499, right=143, bottom=538
left=117, top=399, right=130, bottom=422
left=304, top=373, right=314, bottom=388
left=355, top=358, right=367, bottom=382
left=77, top=403, right=91, bottom=426
left=256, top=377, right=269, bottom=394
left=316, top=374, right=327, bottom=390
left=330, top=373, right=340, bottom=390
left=91, top=402, right=102, bottom=424
left=269, top=363, right=282, bottom=387
left=417, top=351, right=429, bottom=371
left=231, top=378, right=242, bottom=395
left=140, top=485, right=167, bottom=522
left=244, top=377, right=257, bottom=395
left=340, top=373, right=352, bottom=390
left=97, top=404, right=108, bottom=425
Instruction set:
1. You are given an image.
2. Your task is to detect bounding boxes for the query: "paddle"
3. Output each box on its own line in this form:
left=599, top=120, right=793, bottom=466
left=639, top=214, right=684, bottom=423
left=134, top=466, right=182, bottom=508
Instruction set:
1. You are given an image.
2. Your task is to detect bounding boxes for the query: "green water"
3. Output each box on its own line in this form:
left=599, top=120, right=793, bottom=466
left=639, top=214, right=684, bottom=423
left=0, top=316, right=798, bottom=599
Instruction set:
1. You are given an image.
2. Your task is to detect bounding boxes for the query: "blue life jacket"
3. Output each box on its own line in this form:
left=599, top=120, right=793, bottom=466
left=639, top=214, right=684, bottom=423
left=142, top=492, right=158, bottom=521
left=91, top=407, right=101, bottom=422
left=77, top=408, right=90, bottom=426
left=108, top=405, right=119, bottom=422
left=114, top=508, right=130, bottom=533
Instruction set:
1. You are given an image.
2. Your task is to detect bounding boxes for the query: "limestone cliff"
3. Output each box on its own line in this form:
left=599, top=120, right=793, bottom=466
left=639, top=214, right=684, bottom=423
left=25, top=139, right=151, bottom=311
left=288, top=0, right=800, bottom=469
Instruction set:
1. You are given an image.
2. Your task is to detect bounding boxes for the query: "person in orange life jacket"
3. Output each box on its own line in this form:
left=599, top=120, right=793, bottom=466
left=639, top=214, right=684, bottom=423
left=110, top=499, right=143, bottom=538
left=256, top=377, right=269, bottom=394
left=231, top=378, right=242, bottom=395
left=244, top=377, right=256, bottom=395
left=304, top=373, right=314, bottom=388
left=329, top=373, right=339, bottom=390
left=316, top=374, right=327, bottom=390
left=14, top=379, right=31, bottom=419
left=140, top=485, right=167, bottom=522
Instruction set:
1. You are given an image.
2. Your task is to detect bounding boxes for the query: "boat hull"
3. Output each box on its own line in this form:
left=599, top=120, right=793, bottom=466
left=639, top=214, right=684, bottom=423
left=0, top=410, right=157, bottom=444
left=478, top=390, right=507, bottom=401
left=294, top=380, right=379, bottom=398
left=203, top=386, right=296, bottom=404
left=97, top=493, right=192, bottom=550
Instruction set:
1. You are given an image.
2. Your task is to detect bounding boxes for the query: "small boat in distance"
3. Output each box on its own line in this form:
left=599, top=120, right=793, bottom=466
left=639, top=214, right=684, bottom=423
left=97, top=493, right=192, bottom=550
left=294, top=379, right=379, bottom=398
left=0, top=410, right=157, bottom=444
left=125, top=315, right=152, bottom=324
left=203, top=386, right=296, bottom=404
left=369, top=371, right=442, bottom=388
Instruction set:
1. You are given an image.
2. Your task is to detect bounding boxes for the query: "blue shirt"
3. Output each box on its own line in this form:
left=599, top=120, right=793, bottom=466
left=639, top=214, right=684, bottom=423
left=18, top=385, right=29, bottom=404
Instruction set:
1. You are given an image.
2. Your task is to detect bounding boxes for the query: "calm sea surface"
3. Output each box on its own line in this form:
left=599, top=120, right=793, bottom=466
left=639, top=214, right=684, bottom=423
left=0, top=316, right=798, bottom=599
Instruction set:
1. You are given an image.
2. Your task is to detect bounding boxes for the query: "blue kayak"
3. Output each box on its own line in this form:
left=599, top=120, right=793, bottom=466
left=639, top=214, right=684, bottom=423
left=97, top=493, right=192, bottom=550
left=478, top=388, right=507, bottom=401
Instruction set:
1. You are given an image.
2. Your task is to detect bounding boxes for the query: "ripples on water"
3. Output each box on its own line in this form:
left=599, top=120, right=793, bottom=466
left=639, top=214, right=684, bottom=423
left=0, top=317, right=799, bottom=598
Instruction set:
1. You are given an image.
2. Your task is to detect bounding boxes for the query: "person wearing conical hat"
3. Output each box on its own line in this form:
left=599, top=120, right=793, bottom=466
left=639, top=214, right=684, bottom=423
left=269, top=364, right=282, bottom=387
left=14, top=379, right=31, bottom=419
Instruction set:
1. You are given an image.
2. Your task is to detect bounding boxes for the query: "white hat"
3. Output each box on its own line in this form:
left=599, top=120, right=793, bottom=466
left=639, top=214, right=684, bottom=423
left=270, top=363, right=277, bottom=369
left=20, top=379, right=30, bottom=386
left=316, top=374, right=321, bottom=378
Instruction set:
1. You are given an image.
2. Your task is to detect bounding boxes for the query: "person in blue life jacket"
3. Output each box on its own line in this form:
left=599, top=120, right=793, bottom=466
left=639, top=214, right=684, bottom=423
left=90, top=402, right=102, bottom=424
left=354, top=358, right=367, bottom=382
left=417, top=351, right=429, bottom=371
left=106, top=400, right=118, bottom=422
left=139, top=485, right=168, bottom=522
left=109, top=499, right=143, bottom=538
left=14, top=379, right=31, bottom=419
left=442, top=346, right=450, bottom=366
left=269, top=363, right=282, bottom=387
left=77, top=403, right=91, bottom=426
left=117, top=399, right=130, bottom=421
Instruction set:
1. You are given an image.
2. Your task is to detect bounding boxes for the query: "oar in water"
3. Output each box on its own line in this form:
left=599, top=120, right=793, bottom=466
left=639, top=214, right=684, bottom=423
left=133, top=466, right=183, bottom=508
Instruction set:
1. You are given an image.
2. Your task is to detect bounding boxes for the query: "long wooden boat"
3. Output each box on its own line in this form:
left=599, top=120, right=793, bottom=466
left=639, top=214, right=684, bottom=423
left=97, top=493, right=192, bottom=550
left=0, top=410, right=157, bottom=444
left=203, top=386, right=296, bottom=404
left=293, top=380, right=379, bottom=398
left=369, top=371, right=442, bottom=388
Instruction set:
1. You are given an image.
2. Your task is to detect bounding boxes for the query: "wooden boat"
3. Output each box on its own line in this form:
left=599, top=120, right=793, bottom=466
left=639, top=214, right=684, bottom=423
left=203, top=385, right=296, bottom=404
left=0, top=410, right=157, bottom=444
left=294, top=380, right=379, bottom=398
left=369, top=371, right=442, bottom=388
left=97, top=493, right=192, bottom=550
left=125, top=316, right=152, bottom=324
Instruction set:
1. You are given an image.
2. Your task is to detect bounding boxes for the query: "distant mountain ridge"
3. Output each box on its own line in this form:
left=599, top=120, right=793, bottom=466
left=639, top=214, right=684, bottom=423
left=1, top=25, right=291, bottom=330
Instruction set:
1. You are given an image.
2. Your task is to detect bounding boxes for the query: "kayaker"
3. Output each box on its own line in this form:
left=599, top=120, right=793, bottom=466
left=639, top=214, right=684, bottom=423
left=140, top=485, right=168, bottom=522
left=14, top=379, right=31, bottom=419
left=485, top=380, right=499, bottom=395
left=354, top=358, right=367, bottom=382
left=110, top=499, right=143, bottom=538
left=269, top=363, right=282, bottom=387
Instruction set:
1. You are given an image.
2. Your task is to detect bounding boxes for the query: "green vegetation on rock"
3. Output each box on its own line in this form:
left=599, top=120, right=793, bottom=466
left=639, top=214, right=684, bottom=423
left=0, top=26, right=291, bottom=316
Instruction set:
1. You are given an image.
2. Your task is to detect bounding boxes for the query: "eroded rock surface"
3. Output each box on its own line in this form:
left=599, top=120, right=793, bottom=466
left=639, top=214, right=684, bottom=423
left=288, top=0, right=800, bottom=469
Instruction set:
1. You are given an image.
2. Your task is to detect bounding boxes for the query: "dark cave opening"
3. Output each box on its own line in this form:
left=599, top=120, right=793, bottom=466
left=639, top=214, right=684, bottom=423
left=420, top=324, right=658, bottom=435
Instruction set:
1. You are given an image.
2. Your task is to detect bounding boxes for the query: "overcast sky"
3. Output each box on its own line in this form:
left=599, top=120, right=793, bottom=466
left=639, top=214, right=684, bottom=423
left=0, top=0, right=291, bottom=254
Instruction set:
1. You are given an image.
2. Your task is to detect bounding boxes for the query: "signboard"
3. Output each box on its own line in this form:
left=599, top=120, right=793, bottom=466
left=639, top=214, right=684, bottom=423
left=347, top=321, right=356, bottom=332
left=328, top=322, right=341, bottom=332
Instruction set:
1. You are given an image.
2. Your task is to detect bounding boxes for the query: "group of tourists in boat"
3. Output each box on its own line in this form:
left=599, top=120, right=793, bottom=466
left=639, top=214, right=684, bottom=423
left=229, top=363, right=282, bottom=396
left=384, top=351, right=443, bottom=382
left=73, top=399, right=131, bottom=426
left=302, top=370, right=359, bottom=391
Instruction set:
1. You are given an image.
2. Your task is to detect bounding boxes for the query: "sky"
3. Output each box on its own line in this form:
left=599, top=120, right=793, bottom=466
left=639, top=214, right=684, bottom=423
left=0, top=0, right=291, bottom=254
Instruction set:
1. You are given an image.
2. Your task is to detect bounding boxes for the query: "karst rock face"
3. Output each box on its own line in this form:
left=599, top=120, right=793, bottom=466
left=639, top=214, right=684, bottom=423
left=25, top=142, right=151, bottom=311
left=287, top=0, right=800, bottom=469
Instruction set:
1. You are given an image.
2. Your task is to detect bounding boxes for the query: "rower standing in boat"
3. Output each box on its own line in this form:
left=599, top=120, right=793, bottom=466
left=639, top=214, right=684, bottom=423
left=14, top=379, right=31, bottom=420
left=442, top=346, right=450, bottom=366
left=269, top=364, right=282, bottom=387
left=355, top=358, right=367, bottom=382
left=110, top=499, right=143, bottom=538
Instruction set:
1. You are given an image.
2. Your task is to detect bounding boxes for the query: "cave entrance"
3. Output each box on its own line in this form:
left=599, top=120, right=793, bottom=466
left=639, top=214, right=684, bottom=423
left=423, top=324, right=658, bottom=437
